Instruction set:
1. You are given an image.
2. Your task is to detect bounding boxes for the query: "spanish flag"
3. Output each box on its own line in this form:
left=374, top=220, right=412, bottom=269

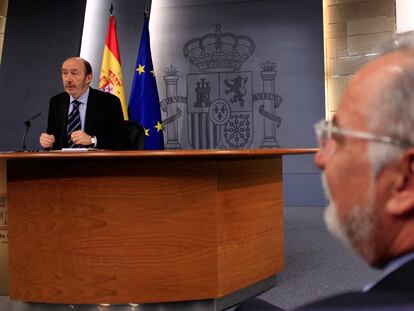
left=98, top=15, right=128, bottom=120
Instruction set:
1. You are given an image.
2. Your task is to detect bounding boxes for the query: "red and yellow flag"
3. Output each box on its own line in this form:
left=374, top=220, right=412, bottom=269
left=99, top=15, right=128, bottom=120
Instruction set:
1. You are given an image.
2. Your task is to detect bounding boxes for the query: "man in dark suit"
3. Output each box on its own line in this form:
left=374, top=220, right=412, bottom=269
left=236, top=33, right=414, bottom=310
left=39, top=57, right=129, bottom=150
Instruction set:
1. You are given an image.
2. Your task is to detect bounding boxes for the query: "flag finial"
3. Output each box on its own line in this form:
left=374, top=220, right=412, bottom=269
left=110, top=3, right=114, bottom=15
left=144, top=0, right=152, bottom=20
left=144, top=6, right=150, bottom=19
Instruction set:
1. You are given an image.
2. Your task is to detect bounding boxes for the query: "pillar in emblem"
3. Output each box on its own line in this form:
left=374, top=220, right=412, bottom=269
left=164, top=65, right=181, bottom=149
left=260, top=61, right=279, bottom=148
left=0, top=160, right=8, bottom=295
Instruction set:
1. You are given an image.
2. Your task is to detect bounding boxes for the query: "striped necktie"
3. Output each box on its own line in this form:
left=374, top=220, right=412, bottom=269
left=67, top=100, right=82, bottom=148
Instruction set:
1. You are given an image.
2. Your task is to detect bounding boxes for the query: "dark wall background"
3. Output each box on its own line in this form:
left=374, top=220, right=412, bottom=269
left=0, top=0, right=86, bottom=151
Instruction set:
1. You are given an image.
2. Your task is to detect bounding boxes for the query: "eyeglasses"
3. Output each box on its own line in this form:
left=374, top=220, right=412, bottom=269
left=313, top=119, right=412, bottom=149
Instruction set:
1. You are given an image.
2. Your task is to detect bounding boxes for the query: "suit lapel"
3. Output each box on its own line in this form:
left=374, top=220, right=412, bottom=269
left=59, top=93, right=70, bottom=144
left=84, top=88, right=97, bottom=134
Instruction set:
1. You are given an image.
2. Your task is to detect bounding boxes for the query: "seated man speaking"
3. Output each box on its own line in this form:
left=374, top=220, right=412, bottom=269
left=39, top=57, right=129, bottom=150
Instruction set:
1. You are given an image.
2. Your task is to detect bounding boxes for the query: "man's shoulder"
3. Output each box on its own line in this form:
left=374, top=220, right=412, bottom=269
left=370, top=256, right=414, bottom=292
left=89, top=88, right=120, bottom=102
left=296, top=291, right=414, bottom=311
left=295, top=259, right=414, bottom=310
left=50, top=92, right=68, bottom=103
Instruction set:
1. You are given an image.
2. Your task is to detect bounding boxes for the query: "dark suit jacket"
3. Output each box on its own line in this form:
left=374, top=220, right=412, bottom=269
left=46, top=88, right=129, bottom=150
left=236, top=259, right=414, bottom=311
left=295, top=258, right=414, bottom=310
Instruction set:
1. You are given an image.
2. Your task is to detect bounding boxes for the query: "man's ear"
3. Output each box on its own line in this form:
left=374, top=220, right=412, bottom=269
left=386, top=149, right=414, bottom=216
left=86, top=73, right=93, bottom=84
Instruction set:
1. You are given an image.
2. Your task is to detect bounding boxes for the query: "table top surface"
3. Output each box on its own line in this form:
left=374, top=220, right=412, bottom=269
left=0, top=148, right=318, bottom=161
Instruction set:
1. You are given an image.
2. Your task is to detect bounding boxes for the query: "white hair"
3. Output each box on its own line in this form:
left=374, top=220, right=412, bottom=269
left=368, top=34, right=414, bottom=175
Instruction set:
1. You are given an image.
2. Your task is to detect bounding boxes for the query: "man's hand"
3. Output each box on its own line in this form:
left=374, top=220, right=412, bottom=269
left=39, top=133, right=55, bottom=149
left=70, top=130, right=92, bottom=146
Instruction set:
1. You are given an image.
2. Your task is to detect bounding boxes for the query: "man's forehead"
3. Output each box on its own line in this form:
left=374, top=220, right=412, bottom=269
left=334, top=53, right=406, bottom=130
left=341, top=54, right=401, bottom=106
left=335, top=78, right=374, bottom=130
left=62, top=60, right=83, bottom=70
left=357, top=50, right=414, bottom=78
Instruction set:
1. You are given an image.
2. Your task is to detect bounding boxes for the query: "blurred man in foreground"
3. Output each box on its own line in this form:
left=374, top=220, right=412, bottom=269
left=39, top=57, right=129, bottom=150
left=237, top=32, right=414, bottom=310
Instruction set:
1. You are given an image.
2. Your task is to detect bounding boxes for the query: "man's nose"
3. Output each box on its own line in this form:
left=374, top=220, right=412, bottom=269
left=314, top=149, right=326, bottom=170
left=314, top=139, right=336, bottom=170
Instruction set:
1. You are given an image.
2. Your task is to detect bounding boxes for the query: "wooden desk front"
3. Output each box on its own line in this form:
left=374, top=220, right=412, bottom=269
left=0, top=149, right=315, bottom=304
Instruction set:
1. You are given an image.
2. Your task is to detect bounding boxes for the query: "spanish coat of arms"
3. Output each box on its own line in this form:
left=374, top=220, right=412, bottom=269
left=160, top=24, right=282, bottom=150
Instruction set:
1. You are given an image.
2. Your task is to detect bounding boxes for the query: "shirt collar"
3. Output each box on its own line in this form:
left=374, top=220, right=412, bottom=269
left=70, top=87, right=90, bottom=105
left=382, top=251, right=414, bottom=275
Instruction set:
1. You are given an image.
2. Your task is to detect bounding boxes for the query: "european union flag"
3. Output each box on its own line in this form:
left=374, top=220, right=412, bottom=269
left=128, top=17, right=164, bottom=150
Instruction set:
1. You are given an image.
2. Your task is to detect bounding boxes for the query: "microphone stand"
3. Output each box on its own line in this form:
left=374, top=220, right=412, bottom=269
left=19, top=113, right=42, bottom=152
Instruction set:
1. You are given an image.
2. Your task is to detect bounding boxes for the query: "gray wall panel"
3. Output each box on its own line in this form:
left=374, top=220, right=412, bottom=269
left=283, top=173, right=326, bottom=207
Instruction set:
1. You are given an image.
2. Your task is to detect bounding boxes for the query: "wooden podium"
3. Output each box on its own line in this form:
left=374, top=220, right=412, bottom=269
left=0, top=149, right=315, bottom=307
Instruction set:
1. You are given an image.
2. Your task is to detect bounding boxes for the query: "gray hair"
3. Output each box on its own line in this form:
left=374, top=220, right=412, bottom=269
left=383, top=31, right=414, bottom=52
left=368, top=32, right=414, bottom=175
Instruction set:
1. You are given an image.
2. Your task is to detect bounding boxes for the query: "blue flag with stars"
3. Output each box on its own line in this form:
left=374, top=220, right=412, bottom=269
left=128, top=17, right=164, bottom=150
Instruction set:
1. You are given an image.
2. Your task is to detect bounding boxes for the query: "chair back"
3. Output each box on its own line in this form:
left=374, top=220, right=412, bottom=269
left=124, top=120, right=145, bottom=150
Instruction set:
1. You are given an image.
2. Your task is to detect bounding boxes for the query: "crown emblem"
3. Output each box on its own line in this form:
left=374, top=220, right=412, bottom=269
left=183, top=24, right=255, bottom=73
left=165, top=64, right=179, bottom=76
left=261, top=61, right=276, bottom=72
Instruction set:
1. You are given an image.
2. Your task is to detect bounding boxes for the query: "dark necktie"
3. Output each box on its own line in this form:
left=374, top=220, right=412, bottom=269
left=67, top=100, right=82, bottom=148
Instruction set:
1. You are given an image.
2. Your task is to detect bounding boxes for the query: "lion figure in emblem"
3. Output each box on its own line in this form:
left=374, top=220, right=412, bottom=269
left=224, top=75, right=248, bottom=107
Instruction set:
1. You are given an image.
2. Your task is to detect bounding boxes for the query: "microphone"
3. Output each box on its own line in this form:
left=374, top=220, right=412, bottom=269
left=20, top=112, right=42, bottom=152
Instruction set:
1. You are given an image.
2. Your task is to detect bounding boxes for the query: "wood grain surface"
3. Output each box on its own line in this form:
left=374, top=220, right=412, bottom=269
left=216, top=157, right=283, bottom=296
left=0, top=148, right=317, bottom=161
left=0, top=160, right=5, bottom=193
left=5, top=150, right=288, bottom=304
